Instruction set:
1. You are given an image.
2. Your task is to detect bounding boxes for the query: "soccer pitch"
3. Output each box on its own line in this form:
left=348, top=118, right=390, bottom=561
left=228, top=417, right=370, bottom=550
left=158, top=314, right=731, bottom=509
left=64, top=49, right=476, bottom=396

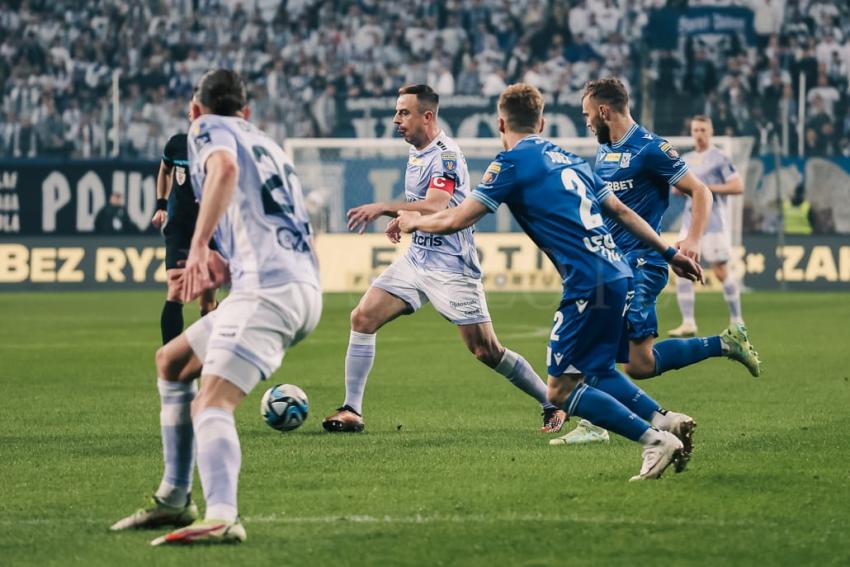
left=1, top=290, right=848, bottom=566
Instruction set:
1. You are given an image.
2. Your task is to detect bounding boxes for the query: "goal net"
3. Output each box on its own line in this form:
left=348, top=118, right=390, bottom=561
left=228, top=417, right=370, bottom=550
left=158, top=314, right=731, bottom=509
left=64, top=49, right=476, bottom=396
left=285, top=136, right=754, bottom=245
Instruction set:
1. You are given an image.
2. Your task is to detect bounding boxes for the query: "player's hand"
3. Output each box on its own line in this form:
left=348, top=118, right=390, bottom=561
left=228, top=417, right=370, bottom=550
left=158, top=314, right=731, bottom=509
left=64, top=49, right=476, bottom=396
left=396, top=210, right=421, bottom=234
left=385, top=217, right=402, bottom=244
left=151, top=210, right=167, bottom=229
left=181, top=243, right=213, bottom=303
left=676, top=236, right=701, bottom=263
left=670, top=252, right=704, bottom=284
left=207, top=250, right=231, bottom=287
left=347, top=203, right=386, bottom=234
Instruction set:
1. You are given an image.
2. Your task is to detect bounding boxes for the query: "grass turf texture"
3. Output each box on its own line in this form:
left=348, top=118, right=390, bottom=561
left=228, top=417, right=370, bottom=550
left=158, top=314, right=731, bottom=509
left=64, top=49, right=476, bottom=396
left=1, top=290, right=848, bottom=566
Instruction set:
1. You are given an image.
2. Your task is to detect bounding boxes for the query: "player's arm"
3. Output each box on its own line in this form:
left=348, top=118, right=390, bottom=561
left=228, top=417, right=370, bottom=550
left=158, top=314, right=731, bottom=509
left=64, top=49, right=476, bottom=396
left=674, top=171, right=713, bottom=260
left=347, top=187, right=451, bottom=234
left=387, top=197, right=489, bottom=241
left=152, top=159, right=173, bottom=229
left=706, top=172, right=743, bottom=195
left=182, top=150, right=238, bottom=302
left=601, top=193, right=703, bottom=282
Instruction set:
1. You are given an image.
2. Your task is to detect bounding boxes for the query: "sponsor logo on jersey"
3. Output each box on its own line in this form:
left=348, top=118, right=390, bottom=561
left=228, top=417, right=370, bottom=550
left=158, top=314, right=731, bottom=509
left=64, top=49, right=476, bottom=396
left=604, top=152, right=621, bottom=162
left=441, top=151, right=457, bottom=172
left=481, top=161, right=502, bottom=184
left=408, top=156, right=424, bottom=167
left=412, top=233, right=444, bottom=247
left=605, top=179, right=635, bottom=191
left=619, top=152, right=631, bottom=168
left=175, top=166, right=186, bottom=185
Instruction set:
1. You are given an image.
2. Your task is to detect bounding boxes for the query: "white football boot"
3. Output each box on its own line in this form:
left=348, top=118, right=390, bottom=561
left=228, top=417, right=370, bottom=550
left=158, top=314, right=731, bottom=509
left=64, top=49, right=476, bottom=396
left=668, top=321, right=698, bottom=337
left=549, top=419, right=610, bottom=445
left=629, top=430, right=684, bottom=481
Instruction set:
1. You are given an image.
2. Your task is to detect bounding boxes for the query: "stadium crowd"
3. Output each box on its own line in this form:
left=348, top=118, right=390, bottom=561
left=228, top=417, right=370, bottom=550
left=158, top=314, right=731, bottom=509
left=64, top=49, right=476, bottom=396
left=1, top=0, right=849, bottom=159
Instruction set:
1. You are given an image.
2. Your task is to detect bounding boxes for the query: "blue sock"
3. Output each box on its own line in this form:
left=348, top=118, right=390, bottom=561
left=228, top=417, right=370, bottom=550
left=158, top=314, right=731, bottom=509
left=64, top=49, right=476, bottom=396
left=564, top=382, right=650, bottom=442
left=587, top=369, right=661, bottom=421
left=652, top=336, right=722, bottom=376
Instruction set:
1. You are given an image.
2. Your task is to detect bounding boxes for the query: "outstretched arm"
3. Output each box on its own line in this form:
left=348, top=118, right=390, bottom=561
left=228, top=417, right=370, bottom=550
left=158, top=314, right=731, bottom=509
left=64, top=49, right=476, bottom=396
left=385, top=198, right=489, bottom=242
left=601, top=194, right=703, bottom=282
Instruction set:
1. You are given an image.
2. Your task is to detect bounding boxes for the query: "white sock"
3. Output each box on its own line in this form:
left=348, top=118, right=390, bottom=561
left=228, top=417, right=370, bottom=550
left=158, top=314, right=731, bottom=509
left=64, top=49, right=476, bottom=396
left=155, top=379, right=197, bottom=507
left=494, top=349, right=556, bottom=410
left=722, top=277, right=744, bottom=324
left=676, top=277, right=696, bottom=325
left=638, top=427, right=664, bottom=446
left=194, top=407, right=240, bottom=523
left=649, top=410, right=667, bottom=430
left=343, top=331, right=375, bottom=415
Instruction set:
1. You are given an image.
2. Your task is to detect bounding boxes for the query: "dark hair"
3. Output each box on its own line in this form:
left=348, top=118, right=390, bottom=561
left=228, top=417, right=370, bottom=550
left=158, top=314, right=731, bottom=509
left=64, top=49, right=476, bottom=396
left=194, top=69, right=247, bottom=116
left=498, top=83, right=544, bottom=133
left=397, top=84, right=439, bottom=114
left=582, top=78, right=629, bottom=113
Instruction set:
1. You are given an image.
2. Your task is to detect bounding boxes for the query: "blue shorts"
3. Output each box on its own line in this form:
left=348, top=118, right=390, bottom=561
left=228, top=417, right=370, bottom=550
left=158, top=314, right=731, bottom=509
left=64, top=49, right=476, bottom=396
left=625, top=261, right=668, bottom=341
left=547, top=278, right=631, bottom=377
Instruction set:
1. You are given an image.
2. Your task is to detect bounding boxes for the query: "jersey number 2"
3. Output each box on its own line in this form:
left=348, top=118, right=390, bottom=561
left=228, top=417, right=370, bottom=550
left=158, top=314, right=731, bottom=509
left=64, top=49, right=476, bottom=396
left=561, top=169, right=602, bottom=230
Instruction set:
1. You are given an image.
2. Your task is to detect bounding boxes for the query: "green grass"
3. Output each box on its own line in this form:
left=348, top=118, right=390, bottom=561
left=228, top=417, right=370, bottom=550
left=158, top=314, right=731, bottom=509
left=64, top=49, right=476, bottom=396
left=1, top=290, right=849, bottom=566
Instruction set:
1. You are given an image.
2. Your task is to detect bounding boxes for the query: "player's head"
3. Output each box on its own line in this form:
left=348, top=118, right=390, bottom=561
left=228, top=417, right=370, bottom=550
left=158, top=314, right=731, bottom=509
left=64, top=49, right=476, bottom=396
left=191, top=68, right=250, bottom=120
left=394, top=84, right=439, bottom=149
left=497, top=83, right=545, bottom=150
left=581, top=78, right=630, bottom=144
left=690, top=115, right=713, bottom=150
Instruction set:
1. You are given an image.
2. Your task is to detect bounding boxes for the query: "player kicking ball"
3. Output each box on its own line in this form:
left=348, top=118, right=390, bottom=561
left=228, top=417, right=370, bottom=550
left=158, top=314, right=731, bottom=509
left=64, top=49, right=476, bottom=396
left=111, top=69, right=322, bottom=544
left=389, top=83, right=703, bottom=480
left=152, top=107, right=218, bottom=345
left=554, top=79, right=761, bottom=446
left=668, top=115, right=746, bottom=337
left=322, top=85, right=566, bottom=434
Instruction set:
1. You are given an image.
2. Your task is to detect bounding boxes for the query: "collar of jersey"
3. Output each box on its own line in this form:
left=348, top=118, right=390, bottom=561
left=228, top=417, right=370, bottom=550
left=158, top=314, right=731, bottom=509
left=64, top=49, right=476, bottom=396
left=412, top=130, right=444, bottom=156
left=611, top=123, right=639, bottom=149
left=511, top=134, right=540, bottom=150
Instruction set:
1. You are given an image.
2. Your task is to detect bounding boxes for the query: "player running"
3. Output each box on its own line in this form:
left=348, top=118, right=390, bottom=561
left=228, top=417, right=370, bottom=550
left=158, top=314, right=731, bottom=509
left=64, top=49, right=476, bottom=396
left=390, top=83, right=704, bottom=480
left=322, top=84, right=566, bottom=434
left=152, top=112, right=217, bottom=345
left=111, top=69, right=322, bottom=545
left=668, top=115, right=745, bottom=337
left=553, top=78, right=760, bottom=445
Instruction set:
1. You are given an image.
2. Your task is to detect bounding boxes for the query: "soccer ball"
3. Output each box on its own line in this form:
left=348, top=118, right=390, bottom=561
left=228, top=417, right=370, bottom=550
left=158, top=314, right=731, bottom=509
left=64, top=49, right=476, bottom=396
left=260, top=384, right=309, bottom=432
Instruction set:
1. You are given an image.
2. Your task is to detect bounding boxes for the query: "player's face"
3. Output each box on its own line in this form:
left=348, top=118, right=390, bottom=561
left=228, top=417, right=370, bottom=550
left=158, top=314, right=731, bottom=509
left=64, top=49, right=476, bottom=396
left=691, top=120, right=712, bottom=149
left=581, top=96, right=611, bottom=145
left=394, top=94, right=427, bottom=147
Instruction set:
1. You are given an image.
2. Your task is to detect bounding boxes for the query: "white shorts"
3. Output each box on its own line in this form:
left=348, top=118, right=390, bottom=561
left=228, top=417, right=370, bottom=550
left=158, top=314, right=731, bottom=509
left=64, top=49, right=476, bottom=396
left=185, top=282, right=322, bottom=394
left=371, top=253, right=491, bottom=326
left=679, top=228, right=732, bottom=264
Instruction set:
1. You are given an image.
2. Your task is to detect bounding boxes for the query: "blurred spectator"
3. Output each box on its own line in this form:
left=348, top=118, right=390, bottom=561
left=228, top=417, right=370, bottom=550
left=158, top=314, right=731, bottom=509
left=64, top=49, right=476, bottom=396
left=95, top=192, right=134, bottom=234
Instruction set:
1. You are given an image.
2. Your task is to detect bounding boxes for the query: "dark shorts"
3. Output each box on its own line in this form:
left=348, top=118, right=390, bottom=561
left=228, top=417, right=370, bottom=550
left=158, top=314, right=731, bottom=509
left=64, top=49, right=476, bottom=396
left=163, top=215, right=194, bottom=270
left=625, top=262, right=668, bottom=341
left=547, top=277, right=631, bottom=377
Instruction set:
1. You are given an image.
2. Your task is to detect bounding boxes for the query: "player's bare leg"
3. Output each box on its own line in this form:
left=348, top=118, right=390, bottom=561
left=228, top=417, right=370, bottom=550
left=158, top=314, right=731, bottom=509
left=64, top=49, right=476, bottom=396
left=323, top=287, right=409, bottom=432
left=458, top=322, right=565, bottom=432
left=111, top=335, right=202, bottom=531
left=151, top=375, right=247, bottom=546
left=546, top=373, right=682, bottom=481
left=623, top=336, right=657, bottom=379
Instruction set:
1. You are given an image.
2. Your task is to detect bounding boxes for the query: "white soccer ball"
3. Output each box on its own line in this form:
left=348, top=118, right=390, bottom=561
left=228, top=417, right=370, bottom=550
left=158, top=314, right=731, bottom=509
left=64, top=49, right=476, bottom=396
left=260, top=384, right=309, bottom=432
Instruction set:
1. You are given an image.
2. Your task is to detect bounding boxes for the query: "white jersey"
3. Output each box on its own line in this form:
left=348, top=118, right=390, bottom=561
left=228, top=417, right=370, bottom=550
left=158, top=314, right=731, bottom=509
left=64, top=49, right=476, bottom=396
left=188, top=114, right=319, bottom=291
left=680, top=146, right=738, bottom=234
left=405, top=131, right=481, bottom=278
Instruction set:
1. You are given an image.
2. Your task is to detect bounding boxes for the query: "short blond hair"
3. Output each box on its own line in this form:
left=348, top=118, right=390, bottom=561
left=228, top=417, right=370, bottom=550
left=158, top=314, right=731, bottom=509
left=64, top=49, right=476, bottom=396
left=498, top=83, right=545, bottom=133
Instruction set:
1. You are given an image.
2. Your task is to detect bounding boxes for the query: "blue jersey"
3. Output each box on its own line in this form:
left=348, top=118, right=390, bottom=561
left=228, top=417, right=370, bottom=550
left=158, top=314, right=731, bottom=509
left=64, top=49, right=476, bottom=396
left=470, top=135, right=631, bottom=292
left=594, top=123, right=688, bottom=266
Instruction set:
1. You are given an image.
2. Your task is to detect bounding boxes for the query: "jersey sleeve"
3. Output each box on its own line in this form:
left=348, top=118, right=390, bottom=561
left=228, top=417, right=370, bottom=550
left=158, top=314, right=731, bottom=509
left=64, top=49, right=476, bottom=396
left=646, top=140, right=689, bottom=186
left=470, top=157, right=517, bottom=213
left=426, top=150, right=461, bottom=195
left=719, top=154, right=738, bottom=182
left=591, top=171, right=613, bottom=203
left=189, top=119, right=237, bottom=170
left=162, top=134, right=180, bottom=166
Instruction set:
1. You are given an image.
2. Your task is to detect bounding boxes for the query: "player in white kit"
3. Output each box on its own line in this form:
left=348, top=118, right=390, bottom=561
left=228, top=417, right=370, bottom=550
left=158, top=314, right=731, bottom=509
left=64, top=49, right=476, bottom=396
left=322, top=85, right=565, bottom=433
left=669, top=116, right=745, bottom=337
left=111, top=69, right=322, bottom=545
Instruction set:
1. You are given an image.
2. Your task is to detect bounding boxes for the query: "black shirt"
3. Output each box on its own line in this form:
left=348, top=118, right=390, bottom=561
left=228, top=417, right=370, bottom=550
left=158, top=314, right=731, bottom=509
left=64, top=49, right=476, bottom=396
left=162, top=133, right=198, bottom=223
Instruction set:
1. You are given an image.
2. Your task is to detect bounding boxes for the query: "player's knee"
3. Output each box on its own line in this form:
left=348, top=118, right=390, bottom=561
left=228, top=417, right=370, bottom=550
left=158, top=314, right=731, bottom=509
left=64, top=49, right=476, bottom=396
left=155, top=346, right=180, bottom=381
left=546, top=383, right=570, bottom=407
left=350, top=306, right=378, bottom=334
left=623, top=361, right=655, bottom=380
left=471, top=342, right=502, bottom=367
